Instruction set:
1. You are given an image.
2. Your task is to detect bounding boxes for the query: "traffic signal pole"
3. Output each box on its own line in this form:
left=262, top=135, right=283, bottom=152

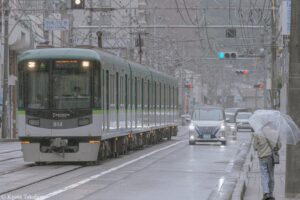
left=270, top=0, right=277, bottom=108
left=286, top=0, right=300, bottom=197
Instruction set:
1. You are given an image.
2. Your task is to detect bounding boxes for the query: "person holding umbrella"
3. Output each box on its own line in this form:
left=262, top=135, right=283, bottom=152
left=249, top=110, right=300, bottom=200
left=252, top=122, right=281, bottom=200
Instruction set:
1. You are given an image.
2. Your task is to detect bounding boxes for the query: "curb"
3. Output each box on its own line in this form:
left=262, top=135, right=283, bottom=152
left=208, top=142, right=251, bottom=200
left=231, top=146, right=254, bottom=200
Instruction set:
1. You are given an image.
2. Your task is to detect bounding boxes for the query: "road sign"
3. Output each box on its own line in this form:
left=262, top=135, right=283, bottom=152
left=44, top=19, right=69, bottom=31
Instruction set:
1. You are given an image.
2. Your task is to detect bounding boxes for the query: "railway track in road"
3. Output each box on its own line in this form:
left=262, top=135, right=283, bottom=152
left=0, top=137, right=183, bottom=196
left=0, top=148, right=23, bottom=163
left=0, top=164, right=84, bottom=196
left=0, top=149, right=21, bottom=154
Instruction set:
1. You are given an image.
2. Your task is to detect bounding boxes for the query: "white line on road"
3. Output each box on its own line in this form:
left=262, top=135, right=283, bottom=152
left=36, top=141, right=184, bottom=200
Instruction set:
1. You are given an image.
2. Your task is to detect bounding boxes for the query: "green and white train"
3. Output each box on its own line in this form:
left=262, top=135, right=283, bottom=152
left=17, top=48, right=179, bottom=163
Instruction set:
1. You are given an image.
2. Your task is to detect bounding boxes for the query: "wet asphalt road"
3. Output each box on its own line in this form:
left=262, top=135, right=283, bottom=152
left=0, top=128, right=251, bottom=200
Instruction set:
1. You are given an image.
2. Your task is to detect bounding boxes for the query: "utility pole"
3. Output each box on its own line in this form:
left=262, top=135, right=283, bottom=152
left=270, top=0, right=277, bottom=108
left=88, top=0, right=93, bottom=46
left=286, top=0, right=300, bottom=197
left=43, top=0, right=49, bottom=43
left=1, top=0, right=9, bottom=138
left=138, top=33, right=143, bottom=64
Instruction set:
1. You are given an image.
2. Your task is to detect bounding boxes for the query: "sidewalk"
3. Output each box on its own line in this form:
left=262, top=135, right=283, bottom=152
left=243, top=144, right=297, bottom=200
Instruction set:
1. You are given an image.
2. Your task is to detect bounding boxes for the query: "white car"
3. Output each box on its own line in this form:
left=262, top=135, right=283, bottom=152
left=189, top=107, right=228, bottom=145
left=236, top=112, right=253, bottom=131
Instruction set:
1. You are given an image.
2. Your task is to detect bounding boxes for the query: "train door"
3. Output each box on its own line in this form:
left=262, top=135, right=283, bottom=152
left=163, top=84, right=166, bottom=125
left=125, top=74, right=128, bottom=129
left=110, top=72, right=117, bottom=130
left=132, top=77, right=136, bottom=128
left=135, top=77, right=140, bottom=128
left=93, top=63, right=102, bottom=135
left=119, top=74, right=126, bottom=130
left=141, top=78, right=144, bottom=128
left=159, top=82, right=162, bottom=125
left=155, top=82, right=158, bottom=126
left=116, top=72, right=119, bottom=130
left=145, top=80, right=150, bottom=127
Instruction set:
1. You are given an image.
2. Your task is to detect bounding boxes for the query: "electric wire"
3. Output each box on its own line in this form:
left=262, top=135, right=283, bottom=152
left=174, top=0, right=189, bottom=25
left=182, top=0, right=196, bottom=25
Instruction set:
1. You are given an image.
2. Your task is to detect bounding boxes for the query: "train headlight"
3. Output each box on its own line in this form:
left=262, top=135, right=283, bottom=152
left=27, top=61, right=36, bottom=69
left=78, top=118, right=90, bottom=126
left=28, top=119, right=40, bottom=127
left=82, top=61, right=90, bottom=68
left=190, top=135, right=195, bottom=140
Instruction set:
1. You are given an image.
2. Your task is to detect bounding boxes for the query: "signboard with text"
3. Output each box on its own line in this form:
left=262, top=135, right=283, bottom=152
left=280, top=0, right=291, bottom=35
left=44, top=19, right=69, bottom=31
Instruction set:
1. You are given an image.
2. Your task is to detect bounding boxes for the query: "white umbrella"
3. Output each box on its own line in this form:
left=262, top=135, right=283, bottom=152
left=249, top=110, right=300, bottom=145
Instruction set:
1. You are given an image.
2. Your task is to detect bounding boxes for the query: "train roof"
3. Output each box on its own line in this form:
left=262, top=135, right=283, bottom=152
left=18, top=48, right=101, bottom=62
left=18, top=48, right=177, bottom=86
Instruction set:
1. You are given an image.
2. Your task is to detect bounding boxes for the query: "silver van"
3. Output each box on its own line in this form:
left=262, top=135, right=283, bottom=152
left=189, top=107, right=228, bottom=145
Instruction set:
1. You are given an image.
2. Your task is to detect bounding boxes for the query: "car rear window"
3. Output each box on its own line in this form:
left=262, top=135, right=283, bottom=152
left=237, top=113, right=251, bottom=119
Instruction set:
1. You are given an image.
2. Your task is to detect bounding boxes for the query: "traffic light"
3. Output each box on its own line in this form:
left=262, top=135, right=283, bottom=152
left=184, top=83, right=193, bottom=89
left=71, top=0, right=85, bottom=9
left=235, top=69, right=249, bottom=75
left=218, top=52, right=225, bottom=59
left=254, top=83, right=264, bottom=89
left=218, top=52, right=238, bottom=59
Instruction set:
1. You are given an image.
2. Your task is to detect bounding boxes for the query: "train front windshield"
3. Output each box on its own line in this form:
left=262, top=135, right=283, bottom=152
left=27, top=61, right=50, bottom=109
left=24, top=60, right=92, bottom=110
left=53, top=60, right=91, bottom=109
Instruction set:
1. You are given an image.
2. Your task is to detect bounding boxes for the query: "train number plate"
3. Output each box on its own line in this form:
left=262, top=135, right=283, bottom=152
left=53, top=121, right=63, bottom=127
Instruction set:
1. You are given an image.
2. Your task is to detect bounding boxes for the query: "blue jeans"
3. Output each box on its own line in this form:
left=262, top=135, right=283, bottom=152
left=259, top=156, right=275, bottom=195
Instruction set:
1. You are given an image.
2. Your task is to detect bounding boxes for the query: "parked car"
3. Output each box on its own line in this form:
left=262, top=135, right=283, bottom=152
left=236, top=112, right=253, bottom=132
left=189, top=107, right=228, bottom=145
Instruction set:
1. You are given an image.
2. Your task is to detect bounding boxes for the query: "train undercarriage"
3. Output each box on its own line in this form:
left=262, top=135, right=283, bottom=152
left=20, top=126, right=178, bottom=164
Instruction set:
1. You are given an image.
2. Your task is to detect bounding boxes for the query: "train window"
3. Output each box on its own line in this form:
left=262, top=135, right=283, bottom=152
left=93, top=65, right=101, bottom=108
left=137, top=78, right=141, bottom=108
left=109, top=74, right=115, bottom=106
left=27, top=61, right=49, bottom=109
left=52, top=60, right=91, bottom=109
left=159, top=82, right=162, bottom=109
left=120, top=76, right=125, bottom=106
left=134, top=77, right=138, bottom=110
